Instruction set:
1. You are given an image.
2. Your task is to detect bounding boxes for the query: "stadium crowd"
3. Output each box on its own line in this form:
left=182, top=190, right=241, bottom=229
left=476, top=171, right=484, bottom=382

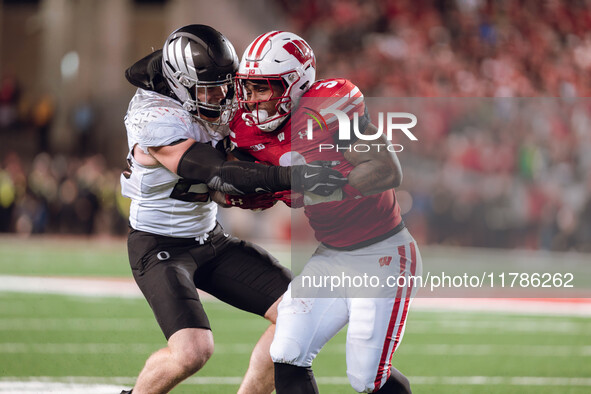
left=397, top=99, right=591, bottom=252
left=280, top=0, right=591, bottom=97
left=274, top=0, right=591, bottom=251
left=2, top=0, right=591, bottom=252
left=0, top=151, right=128, bottom=236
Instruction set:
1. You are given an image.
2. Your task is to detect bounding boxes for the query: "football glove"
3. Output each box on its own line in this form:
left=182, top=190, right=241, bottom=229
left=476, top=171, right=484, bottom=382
left=224, top=192, right=277, bottom=211
left=291, top=161, right=348, bottom=196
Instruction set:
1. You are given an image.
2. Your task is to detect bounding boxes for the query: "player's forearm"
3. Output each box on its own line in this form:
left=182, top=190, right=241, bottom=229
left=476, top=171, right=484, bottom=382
left=176, top=142, right=347, bottom=196
left=343, top=126, right=403, bottom=195
left=177, top=142, right=291, bottom=194
left=347, top=160, right=402, bottom=196
left=217, top=161, right=291, bottom=193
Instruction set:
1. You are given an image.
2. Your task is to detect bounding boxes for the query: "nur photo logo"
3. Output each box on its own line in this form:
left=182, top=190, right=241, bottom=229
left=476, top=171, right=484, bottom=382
left=303, top=105, right=419, bottom=153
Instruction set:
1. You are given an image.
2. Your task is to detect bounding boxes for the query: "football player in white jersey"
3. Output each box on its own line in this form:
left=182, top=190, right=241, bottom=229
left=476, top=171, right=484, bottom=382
left=119, top=25, right=347, bottom=394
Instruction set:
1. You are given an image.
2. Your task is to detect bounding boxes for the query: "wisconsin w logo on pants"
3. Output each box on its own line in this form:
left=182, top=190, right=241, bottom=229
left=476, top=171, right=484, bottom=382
left=379, top=256, right=392, bottom=267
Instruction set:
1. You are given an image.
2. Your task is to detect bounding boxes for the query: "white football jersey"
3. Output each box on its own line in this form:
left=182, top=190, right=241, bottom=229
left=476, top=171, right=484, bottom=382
left=121, top=88, right=228, bottom=238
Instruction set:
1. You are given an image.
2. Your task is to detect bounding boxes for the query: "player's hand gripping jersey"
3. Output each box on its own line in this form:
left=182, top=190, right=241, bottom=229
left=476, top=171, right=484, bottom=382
left=231, top=78, right=403, bottom=249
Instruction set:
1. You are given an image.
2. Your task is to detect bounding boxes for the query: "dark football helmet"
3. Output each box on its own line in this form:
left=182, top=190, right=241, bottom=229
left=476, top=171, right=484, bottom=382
left=162, top=24, right=238, bottom=125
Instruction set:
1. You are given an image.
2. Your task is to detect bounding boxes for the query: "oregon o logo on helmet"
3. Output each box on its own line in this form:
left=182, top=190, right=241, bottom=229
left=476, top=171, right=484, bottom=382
left=306, top=108, right=418, bottom=152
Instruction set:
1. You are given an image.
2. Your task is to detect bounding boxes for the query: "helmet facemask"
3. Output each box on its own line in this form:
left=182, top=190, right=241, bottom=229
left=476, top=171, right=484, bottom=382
left=236, top=31, right=316, bottom=132
left=163, top=62, right=237, bottom=126
left=236, top=72, right=300, bottom=132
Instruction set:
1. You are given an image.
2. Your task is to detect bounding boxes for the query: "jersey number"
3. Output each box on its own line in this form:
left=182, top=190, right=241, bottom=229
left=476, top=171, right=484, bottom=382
left=169, top=179, right=210, bottom=203
left=315, top=81, right=338, bottom=90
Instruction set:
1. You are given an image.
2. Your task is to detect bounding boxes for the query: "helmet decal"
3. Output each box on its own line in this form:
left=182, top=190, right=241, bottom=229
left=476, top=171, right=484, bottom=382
left=246, top=31, right=283, bottom=62
left=283, top=40, right=315, bottom=68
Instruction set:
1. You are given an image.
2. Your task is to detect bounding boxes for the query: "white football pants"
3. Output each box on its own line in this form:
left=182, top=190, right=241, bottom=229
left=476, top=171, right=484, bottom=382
left=270, top=228, right=422, bottom=393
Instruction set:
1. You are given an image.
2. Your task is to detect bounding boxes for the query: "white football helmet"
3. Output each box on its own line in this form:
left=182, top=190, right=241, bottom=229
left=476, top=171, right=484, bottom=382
left=162, top=24, right=238, bottom=125
left=236, top=31, right=316, bottom=131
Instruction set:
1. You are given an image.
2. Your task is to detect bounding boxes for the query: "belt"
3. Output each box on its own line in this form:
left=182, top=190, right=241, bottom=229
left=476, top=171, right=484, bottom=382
left=322, top=221, right=406, bottom=251
left=195, top=223, right=225, bottom=244
left=128, top=222, right=226, bottom=245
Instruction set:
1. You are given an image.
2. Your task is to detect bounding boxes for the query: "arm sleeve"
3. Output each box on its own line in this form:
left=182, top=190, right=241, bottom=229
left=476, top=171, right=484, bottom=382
left=177, top=142, right=291, bottom=195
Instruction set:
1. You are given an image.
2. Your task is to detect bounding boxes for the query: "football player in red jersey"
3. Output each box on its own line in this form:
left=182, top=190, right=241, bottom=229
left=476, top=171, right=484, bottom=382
left=226, top=31, right=423, bottom=394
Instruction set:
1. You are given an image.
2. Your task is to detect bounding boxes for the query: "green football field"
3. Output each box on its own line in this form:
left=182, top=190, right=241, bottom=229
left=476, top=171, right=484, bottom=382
left=0, top=236, right=590, bottom=393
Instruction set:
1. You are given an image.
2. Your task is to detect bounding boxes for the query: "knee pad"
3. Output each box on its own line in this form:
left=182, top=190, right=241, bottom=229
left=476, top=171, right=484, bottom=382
left=346, top=350, right=379, bottom=393
left=347, top=371, right=374, bottom=393
left=270, top=337, right=306, bottom=366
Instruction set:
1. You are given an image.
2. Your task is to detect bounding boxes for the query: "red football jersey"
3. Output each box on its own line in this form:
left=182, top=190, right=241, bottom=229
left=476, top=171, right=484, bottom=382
left=230, top=78, right=402, bottom=248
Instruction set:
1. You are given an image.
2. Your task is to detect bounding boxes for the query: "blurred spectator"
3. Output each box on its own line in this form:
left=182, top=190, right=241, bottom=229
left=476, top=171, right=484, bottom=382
left=0, top=75, right=21, bottom=130
left=71, top=101, right=96, bottom=156
left=0, top=168, right=17, bottom=232
left=31, top=94, right=55, bottom=154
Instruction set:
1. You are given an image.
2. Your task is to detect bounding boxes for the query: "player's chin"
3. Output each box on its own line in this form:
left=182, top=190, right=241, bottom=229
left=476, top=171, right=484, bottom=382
left=201, top=115, right=220, bottom=123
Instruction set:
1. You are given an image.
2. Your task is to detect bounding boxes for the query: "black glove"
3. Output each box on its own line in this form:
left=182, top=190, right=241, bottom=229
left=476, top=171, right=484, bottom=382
left=292, top=161, right=348, bottom=196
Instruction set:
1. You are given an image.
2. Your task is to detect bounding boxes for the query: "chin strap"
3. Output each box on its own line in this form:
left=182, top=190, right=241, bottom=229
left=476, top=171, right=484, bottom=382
left=257, top=116, right=286, bottom=131
left=242, top=109, right=287, bottom=132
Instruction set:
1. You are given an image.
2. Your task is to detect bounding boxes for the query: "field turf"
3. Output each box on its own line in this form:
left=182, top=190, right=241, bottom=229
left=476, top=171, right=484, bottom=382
left=0, top=236, right=590, bottom=393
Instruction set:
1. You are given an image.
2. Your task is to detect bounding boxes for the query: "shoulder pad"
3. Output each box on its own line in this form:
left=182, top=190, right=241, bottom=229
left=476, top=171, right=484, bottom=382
left=298, top=78, right=364, bottom=122
left=304, top=79, right=362, bottom=99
